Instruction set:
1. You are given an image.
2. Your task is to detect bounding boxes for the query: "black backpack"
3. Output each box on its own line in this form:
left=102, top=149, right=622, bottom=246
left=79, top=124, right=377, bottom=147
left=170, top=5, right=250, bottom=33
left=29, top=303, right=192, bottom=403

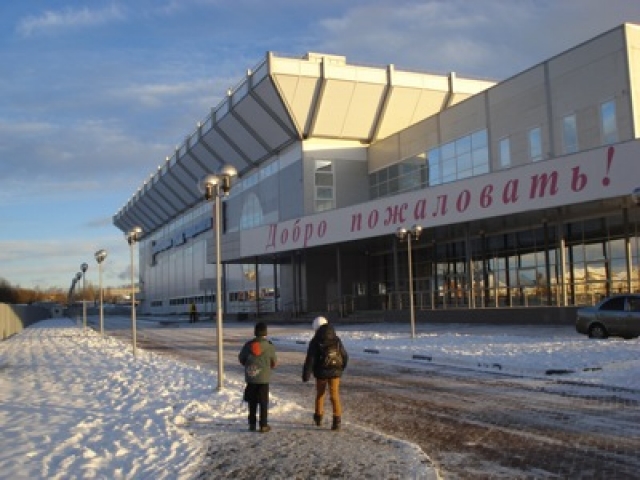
left=320, top=342, right=343, bottom=369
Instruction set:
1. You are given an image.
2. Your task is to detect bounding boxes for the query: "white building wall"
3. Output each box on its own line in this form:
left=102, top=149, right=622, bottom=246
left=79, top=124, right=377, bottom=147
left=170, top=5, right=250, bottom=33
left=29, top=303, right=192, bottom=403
left=548, top=25, right=634, bottom=153
left=629, top=24, right=640, bottom=137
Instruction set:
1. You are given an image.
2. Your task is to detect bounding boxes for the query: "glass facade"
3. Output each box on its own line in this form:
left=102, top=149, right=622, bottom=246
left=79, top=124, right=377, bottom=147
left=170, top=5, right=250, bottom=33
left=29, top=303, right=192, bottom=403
left=379, top=212, right=640, bottom=311
left=429, top=130, right=489, bottom=186
left=369, top=130, right=487, bottom=200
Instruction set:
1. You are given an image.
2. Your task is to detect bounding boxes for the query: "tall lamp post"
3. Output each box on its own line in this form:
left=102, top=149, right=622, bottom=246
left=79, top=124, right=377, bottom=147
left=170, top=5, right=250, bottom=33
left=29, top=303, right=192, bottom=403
left=198, top=164, right=238, bottom=391
left=80, top=263, right=88, bottom=331
left=94, top=249, right=107, bottom=337
left=127, top=226, right=143, bottom=357
left=396, top=224, right=422, bottom=339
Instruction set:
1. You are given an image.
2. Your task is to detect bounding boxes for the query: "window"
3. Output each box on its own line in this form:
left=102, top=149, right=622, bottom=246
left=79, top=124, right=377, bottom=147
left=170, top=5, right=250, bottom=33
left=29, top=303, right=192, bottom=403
left=314, top=160, right=334, bottom=212
left=499, top=137, right=511, bottom=168
left=427, top=147, right=441, bottom=186
left=240, top=193, right=263, bottom=230
left=471, top=130, right=489, bottom=175
left=601, top=100, right=618, bottom=145
left=529, top=127, right=542, bottom=162
left=370, top=130, right=487, bottom=198
left=562, top=114, right=578, bottom=154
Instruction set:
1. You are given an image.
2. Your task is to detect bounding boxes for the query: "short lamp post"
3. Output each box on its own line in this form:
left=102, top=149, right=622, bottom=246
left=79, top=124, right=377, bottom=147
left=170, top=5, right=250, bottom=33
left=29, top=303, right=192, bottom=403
left=396, top=225, right=422, bottom=339
left=80, top=262, right=88, bottom=331
left=127, top=226, right=143, bottom=357
left=75, top=271, right=82, bottom=327
left=94, top=249, right=107, bottom=337
left=198, top=164, right=238, bottom=391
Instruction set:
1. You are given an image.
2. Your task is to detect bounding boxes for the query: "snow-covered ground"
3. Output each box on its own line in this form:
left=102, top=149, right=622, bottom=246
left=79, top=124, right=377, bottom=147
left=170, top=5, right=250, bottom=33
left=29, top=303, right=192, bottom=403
left=300, top=322, right=640, bottom=392
left=0, top=318, right=638, bottom=479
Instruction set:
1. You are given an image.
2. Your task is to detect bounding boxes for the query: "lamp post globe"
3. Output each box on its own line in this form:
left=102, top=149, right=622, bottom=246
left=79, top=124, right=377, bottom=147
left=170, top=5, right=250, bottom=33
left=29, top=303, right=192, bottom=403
left=198, top=174, right=220, bottom=201
left=218, top=165, right=238, bottom=195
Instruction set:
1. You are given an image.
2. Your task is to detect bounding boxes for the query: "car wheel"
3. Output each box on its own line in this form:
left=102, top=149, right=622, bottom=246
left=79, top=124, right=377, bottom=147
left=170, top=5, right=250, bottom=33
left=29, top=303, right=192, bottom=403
left=588, top=324, right=608, bottom=339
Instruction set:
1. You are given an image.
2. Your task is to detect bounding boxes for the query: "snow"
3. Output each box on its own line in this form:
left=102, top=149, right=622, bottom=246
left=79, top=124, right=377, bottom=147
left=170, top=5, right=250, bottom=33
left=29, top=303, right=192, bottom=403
left=1, top=318, right=638, bottom=479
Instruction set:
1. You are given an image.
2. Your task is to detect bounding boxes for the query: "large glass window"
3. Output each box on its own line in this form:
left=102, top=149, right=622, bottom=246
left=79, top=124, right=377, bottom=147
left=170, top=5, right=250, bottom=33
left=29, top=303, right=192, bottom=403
left=370, top=130, right=487, bottom=198
left=562, top=114, right=578, bottom=154
left=529, top=127, right=542, bottom=162
left=429, top=129, right=488, bottom=186
left=314, top=160, right=334, bottom=212
left=601, top=100, right=618, bottom=145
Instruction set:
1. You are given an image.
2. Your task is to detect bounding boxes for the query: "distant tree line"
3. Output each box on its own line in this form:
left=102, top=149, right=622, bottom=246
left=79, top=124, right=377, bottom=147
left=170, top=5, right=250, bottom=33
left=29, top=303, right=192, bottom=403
left=0, top=278, right=125, bottom=305
left=0, top=278, right=66, bottom=304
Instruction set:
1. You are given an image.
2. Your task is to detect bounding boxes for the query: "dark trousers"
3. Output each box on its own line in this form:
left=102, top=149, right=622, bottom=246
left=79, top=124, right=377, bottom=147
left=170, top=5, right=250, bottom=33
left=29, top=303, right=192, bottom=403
left=246, top=383, right=270, bottom=427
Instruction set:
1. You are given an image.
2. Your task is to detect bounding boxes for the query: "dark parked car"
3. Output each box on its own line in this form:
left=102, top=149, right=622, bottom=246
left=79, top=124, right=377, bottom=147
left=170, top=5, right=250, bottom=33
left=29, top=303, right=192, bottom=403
left=576, top=294, right=640, bottom=339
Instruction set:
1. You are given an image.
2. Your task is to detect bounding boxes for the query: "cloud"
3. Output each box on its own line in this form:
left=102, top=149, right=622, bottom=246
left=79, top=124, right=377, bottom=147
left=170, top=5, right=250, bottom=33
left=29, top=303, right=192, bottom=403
left=17, top=5, right=127, bottom=37
left=106, top=78, right=220, bottom=110
left=0, top=117, right=166, bottom=178
left=0, top=236, right=131, bottom=290
left=313, top=0, right=640, bottom=79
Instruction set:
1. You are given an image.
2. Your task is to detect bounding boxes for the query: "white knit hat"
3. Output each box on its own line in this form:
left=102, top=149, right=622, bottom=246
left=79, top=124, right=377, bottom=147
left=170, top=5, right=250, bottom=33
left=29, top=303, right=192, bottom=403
left=312, top=316, right=328, bottom=331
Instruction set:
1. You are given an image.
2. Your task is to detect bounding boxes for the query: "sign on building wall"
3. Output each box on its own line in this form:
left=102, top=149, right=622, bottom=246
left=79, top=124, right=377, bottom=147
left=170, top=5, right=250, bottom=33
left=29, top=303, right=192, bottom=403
left=241, top=140, right=640, bottom=256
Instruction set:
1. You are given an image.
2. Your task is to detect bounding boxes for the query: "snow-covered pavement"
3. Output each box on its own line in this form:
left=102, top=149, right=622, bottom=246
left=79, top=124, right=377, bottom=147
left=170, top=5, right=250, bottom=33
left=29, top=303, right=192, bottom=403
left=0, top=319, right=434, bottom=479
left=0, top=317, right=638, bottom=479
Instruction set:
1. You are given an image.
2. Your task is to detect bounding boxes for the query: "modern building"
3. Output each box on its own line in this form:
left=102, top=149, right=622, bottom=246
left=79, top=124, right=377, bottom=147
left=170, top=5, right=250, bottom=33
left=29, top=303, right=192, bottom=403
left=114, top=23, right=640, bottom=324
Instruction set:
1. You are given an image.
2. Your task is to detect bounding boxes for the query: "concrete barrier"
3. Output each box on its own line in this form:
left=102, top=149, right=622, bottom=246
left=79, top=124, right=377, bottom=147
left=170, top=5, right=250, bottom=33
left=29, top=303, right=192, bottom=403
left=0, top=303, right=53, bottom=340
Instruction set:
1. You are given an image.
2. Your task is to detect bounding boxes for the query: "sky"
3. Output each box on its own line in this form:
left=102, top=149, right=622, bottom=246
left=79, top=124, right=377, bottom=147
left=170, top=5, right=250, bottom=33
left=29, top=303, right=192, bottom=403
left=0, top=318, right=638, bottom=478
left=2, top=1, right=640, bottom=291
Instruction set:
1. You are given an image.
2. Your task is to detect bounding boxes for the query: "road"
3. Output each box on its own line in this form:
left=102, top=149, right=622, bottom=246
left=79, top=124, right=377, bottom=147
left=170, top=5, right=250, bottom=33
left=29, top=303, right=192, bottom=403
left=100, top=317, right=640, bottom=479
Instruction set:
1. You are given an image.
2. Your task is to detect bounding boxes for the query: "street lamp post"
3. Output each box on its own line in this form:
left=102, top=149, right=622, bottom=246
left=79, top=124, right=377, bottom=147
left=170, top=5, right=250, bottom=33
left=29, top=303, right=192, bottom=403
left=75, top=271, right=82, bottom=327
left=198, top=164, right=238, bottom=391
left=81, top=263, right=88, bottom=331
left=127, top=226, right=143, bottom=357
left=397, top=224, right=422, bottom=339
left=94, top=249, right=108, bottom=337
left=68, top=277, right=77, bottom=305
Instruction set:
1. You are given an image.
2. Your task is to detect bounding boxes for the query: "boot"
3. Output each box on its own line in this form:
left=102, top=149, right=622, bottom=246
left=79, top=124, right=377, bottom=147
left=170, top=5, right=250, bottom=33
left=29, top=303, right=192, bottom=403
left=331, top=416, right=341, bottom=431
left=313, top=413, right=323, bottom=427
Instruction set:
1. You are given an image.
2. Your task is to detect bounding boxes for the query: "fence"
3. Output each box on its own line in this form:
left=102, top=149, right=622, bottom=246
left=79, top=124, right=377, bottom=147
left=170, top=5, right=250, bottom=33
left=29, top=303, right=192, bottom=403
left=0, top=303, right=53, bottom=340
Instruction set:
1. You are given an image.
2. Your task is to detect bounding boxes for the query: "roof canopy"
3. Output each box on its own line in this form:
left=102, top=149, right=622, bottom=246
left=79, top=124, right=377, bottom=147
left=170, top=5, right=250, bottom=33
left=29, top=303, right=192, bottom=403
left=113, top=52, right=494, bottom=236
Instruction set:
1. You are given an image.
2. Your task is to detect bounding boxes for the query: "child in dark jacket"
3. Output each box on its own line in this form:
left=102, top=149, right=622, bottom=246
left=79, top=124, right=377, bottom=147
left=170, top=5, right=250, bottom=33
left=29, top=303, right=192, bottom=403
left=302, top=316, right=348, bottom=431
left=238, top=322, right=277, bottom=433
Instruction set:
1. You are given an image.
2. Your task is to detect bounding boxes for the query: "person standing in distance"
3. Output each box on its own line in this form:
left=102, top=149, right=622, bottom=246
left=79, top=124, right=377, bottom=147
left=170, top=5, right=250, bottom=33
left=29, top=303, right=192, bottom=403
left=189, top=301, right=198, bottom=323
left=238, top=322, right=277, bottom=433
left=302, top=316, right=348, bottom=431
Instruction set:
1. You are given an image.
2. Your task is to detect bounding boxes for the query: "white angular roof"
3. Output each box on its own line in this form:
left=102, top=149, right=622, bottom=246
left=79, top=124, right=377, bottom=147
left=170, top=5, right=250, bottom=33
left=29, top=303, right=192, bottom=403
left=113, top=52, right=494, bottom=235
